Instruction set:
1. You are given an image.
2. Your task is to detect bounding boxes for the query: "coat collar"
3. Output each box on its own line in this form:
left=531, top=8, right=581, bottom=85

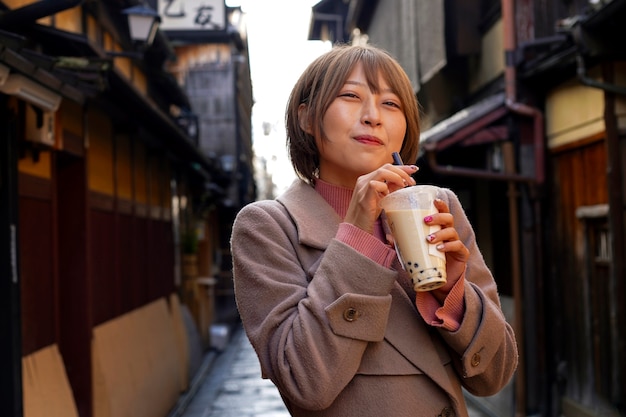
left=277, top=179, right=341, bottom=250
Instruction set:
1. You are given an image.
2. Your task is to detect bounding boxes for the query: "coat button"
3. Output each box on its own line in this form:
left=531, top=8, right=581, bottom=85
left=438, top=406, right=454, bottom=417
left=343, top=307, right=360, bottom=322
left=471, top=353, right=481, bottom=367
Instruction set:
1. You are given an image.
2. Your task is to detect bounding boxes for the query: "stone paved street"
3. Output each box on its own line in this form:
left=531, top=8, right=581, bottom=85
left=176, top=324, right=290, bottom=417
left=205, top=331, right=290, bottom=417
left=174, top=323, right=500, bottom=417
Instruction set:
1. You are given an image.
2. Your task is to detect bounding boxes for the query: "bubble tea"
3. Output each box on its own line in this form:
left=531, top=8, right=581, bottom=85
left=379, top=185, right=447, bottom=291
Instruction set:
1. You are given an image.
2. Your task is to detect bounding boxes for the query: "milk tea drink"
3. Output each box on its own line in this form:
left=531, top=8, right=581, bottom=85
left=379, top=185, right=447, bottom=292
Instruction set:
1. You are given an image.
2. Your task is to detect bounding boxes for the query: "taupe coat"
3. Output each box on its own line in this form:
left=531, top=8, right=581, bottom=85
left=231, top=180, right=518, bottom=417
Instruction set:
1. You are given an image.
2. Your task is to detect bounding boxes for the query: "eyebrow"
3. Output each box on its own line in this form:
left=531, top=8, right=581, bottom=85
left=343, top=80, right=395, bottom=94
left=344, top=80, right=365, bottom=87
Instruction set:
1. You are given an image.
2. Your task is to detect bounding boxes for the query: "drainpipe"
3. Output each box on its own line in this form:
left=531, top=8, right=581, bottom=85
left=502, top=1, right=531, bottom=416
left=599, top=62, right=626, bottom=409
left=0, top=0, right=84, bottom=29
left=576, top=53, right=626, bottom=96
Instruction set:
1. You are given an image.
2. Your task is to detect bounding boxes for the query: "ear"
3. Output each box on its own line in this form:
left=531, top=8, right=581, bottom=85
left=298, top=103, right=313, bottom=134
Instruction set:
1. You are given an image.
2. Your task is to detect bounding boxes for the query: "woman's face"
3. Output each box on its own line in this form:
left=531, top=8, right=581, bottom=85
left=316, top=62, right=407, bottom=188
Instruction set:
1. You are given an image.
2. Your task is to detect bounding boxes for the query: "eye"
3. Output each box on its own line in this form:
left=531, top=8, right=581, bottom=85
left=381, top=92, right=402, bottom=109
left=338, top=91, right=359, bottom=99
left=382, top=99, right=402, bottom=110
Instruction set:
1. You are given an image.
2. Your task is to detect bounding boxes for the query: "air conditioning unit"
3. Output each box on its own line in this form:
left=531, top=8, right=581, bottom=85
left=0, top=73, right=61, bottom=112
left=25, top=105, right=56, bottom=147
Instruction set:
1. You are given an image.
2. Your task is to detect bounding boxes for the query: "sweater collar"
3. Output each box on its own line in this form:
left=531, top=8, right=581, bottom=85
left=313, top=179, right=353, bottom=219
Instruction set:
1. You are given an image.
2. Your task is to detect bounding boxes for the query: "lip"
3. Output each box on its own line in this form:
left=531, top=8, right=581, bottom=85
left=354, top=135, right=383, bottom=146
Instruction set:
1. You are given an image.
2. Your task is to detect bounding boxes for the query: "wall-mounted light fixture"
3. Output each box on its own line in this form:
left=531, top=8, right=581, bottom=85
left=107, top=4, right=161, bottom=59
left=0, top=74, right=61, bottom=112
left=123, top=4, right=161, bottom=46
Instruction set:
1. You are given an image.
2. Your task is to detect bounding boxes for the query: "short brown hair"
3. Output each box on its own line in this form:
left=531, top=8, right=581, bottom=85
left=286, top=43, right=421, bottom=184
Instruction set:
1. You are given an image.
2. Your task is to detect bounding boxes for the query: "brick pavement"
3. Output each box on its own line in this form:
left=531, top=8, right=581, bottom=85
left=173, top=323, right=500, bottom=417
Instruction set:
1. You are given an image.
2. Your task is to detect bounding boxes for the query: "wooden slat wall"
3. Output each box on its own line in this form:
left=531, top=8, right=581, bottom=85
left=19, top=177, right=55, bottom=355
left=90, top=209, right=118, bottom=325
left=17, top=99, right=179, bottom=415
left=549, top=137, right=609, bottom=405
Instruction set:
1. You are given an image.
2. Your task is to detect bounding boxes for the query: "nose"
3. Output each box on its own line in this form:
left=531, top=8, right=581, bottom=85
left=361, top=99, right=381, bottom=126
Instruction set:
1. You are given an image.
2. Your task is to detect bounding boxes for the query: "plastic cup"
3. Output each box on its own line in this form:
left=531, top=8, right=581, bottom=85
left=379, top=185, right=447, bottom=292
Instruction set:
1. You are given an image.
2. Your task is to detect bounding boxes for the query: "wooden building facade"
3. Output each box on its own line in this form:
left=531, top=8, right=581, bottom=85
left=0, top=1, right=254, bottom=416
left=310, top=0, right=626, bottom=416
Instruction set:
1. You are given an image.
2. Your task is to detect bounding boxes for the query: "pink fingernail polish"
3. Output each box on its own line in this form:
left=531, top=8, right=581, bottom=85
left=424, top=215, right=433, bottom=223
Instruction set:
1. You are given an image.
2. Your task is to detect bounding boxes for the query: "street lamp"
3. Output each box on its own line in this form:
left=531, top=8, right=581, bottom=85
left=122, top=4, right=161, bottom=46
left=107, top=5, right=161, bottom=59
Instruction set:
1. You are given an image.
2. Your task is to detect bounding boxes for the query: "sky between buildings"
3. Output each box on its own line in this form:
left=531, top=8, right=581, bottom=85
left=226, top=0, right=331, bottom=194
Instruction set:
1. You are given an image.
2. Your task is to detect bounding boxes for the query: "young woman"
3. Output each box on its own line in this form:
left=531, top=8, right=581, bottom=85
left=231, top=44, right=517, bottom=417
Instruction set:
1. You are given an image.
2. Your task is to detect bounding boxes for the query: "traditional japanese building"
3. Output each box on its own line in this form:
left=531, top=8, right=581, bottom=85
left=310, top=1, right=626, bottom=416
left=0, top=1, right=254, bottom=416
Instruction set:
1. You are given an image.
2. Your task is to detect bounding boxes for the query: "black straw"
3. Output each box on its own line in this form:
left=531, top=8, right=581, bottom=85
left=392, top=152, right=403, bottom=165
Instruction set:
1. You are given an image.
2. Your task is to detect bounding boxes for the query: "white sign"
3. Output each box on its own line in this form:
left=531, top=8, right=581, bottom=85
left=158, top=0, right=225, bottom=31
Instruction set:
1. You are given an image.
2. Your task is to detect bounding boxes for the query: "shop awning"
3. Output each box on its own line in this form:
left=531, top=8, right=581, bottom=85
left=420, top=92, right=509, bottom=152
left=0, top=32, right=88, bottom=105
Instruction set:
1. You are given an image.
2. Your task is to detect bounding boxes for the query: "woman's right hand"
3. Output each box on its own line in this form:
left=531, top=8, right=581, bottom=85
left=343, top=163, right=417, bottom=234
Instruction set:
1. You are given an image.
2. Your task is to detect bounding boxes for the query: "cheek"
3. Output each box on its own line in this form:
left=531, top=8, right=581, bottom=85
left=321, top=113, right=348, bottom=142
left=323, top=107, right=347, bottom=130
left=390, top=120, right=407, bottom=146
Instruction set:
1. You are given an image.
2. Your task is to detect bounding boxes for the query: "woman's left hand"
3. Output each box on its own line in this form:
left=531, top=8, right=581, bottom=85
left=424, top=198, right=470, bottom=299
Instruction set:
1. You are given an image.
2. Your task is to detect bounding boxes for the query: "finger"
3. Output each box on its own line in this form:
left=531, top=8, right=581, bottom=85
left=424, top=212, right=454, bottom=228
left=380, top=164, right=418, bottom=188
left=368, top=179, right=390, bottom=197
left=436, top=240, right=470, bottom=262
left=433, top=198, right=449, bottom=214
left=427, top=227, right=460, bottom=243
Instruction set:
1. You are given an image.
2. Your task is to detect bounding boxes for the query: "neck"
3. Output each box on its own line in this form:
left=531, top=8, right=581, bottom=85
left=314, top=179, right=386, bottom=242
left=314, top=179, right=353, bottom=219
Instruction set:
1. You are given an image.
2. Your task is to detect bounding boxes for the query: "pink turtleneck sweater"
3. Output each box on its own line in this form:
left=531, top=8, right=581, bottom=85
left=315, top=179, right=465, bottom=331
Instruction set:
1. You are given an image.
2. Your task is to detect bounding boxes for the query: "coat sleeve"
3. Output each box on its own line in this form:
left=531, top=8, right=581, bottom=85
left=231, top=201, right=398, bottom=410
left=437, top=188, right=519, bottom=396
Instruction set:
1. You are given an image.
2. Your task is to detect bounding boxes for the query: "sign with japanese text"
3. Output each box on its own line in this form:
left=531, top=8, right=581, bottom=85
left=158, top=0, right=225, bottom=31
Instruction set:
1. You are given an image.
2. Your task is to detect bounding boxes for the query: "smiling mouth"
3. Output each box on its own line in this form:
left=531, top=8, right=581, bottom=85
left=354, top=135, right=382, bottom=145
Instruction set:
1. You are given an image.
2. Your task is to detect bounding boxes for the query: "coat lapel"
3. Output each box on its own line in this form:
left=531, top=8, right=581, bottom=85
left=385, top=282, right=457, bottom=398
